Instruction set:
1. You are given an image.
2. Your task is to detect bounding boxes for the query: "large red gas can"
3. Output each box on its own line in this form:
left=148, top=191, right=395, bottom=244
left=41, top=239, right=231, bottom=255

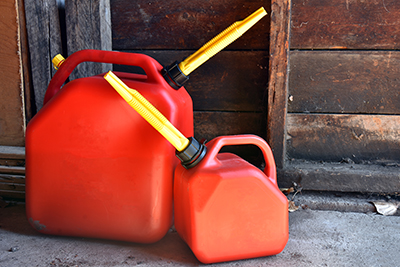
left=174, top=135, right=288, bottom=263
left=25, top=49, right=193, bottom=243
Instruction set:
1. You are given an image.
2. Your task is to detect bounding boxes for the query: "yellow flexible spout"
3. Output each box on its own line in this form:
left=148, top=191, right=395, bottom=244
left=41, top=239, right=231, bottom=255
left=104, top=71, right=190, bottom=152
left=178, top=7, right=267, bottom=76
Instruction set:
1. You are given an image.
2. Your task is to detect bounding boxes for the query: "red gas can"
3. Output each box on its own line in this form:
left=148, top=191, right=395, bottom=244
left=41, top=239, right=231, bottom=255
left=174, top=135, right=289, bottom=263
left=25, top=50, right=193, bottom=243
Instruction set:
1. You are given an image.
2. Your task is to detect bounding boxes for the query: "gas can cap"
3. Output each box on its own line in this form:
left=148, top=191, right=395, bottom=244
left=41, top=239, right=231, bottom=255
left=176, top=137, right=207, bottom=169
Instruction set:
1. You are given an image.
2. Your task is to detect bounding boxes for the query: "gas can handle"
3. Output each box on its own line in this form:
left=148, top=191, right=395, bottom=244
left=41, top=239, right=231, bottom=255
left=204, top=135, right=277, bottom=186
left=44, top=49, right=165, bottom=105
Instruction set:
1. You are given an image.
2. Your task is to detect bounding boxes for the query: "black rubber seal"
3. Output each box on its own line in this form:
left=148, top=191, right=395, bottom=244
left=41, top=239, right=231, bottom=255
left=161, top=61, right=189, bottom=90
left=176, top=137, right=207, bottom=169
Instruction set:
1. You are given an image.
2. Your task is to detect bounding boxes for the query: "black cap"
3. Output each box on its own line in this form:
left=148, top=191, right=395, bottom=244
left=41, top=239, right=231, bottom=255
left=176, top=137, right=206, bottom=169
left=161, top=61, right=189, bottom=90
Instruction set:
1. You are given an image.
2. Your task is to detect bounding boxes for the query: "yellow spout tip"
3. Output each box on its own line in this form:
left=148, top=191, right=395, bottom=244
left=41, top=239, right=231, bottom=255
left=179, top=7, right=268, bottom=76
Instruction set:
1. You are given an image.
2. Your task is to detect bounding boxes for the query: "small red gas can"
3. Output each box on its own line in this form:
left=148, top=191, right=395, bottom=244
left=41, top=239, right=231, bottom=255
left=174, top=135, right=289, bottom=263
left=25, top=50, right=193, bottom=243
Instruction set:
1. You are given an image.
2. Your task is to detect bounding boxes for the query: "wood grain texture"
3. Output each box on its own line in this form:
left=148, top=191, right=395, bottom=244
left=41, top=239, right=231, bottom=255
left=291, top=0, right=400, bottom=49
left=288, top=51, right=400, bottom=114
left=0, top=0, right=25, bottom=146
left=267, top=0, right=291, bottom=169
left=287, top=114, right=400, bottom=162
left=111, top=0, right=271, bottom=50
left=278, top=160, right=400, bottom=193
left=114, top=50, right=269, bottom=112
left=66, top=0, right=112, bottom=81
left=0, top=146, right=25, bottom=199
left=0, top=173, right=25, bottom=200
left=195, top=111, right=266, bottom=167
left=194, top=111, right=266, bottom=141
left=18, top=0, right=33, bottom=121
left=25, top=0, right=62, bottom=111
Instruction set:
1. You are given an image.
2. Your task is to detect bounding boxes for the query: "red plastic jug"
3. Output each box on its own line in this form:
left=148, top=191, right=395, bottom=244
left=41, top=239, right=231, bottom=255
left=104, top=72, right=288, bottom=263
left=26, top=7, right=268, bottom=244
left=25, top=50, right=193, bottom=243
left=174, top=135, right=289, bottom=264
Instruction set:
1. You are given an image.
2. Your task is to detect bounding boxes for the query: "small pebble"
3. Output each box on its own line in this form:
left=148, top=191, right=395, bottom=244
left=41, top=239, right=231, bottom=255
left=9, top=246, right=19, bottom=252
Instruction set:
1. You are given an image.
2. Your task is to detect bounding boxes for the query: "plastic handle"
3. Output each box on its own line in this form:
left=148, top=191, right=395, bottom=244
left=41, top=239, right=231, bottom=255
left=44, top=49, right=165, bottom=105
left=203, top=135, right=277, bottom=185
left=178, top=7, right=267, bottom=76
left=104, top=71, right=190, bottom=152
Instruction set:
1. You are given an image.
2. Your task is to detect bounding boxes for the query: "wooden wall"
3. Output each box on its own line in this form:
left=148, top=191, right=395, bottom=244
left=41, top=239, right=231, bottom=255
left=0, top=0, right=26, bottom=147
left=9, top=0, right=399, bottom=198
left=111, top=0, right=271, bottom=153
left=269, top=0, right=400, bottom=192
left=0, top=0, right=30, bottom=200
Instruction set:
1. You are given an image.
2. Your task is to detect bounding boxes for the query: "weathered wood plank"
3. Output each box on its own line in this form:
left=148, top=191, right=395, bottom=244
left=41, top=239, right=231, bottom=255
left=0, top=166, right=25, bottom=175
left=291, top=0, right=400, bottom=49
left=111, top=0, right=271, bottom=50
left=0, top=0, right=26, bottom=146
left=114, top=50, right=269, bottom=112
left=18, top=0, right=33, bottom=121
left=0, top=147, right=25, bottom=167
left=278, top=160, right=400, bottom=193
left=25, top=0, right=62, bottom=111
left=0, top=173, right=25, bottom=200
left=288, top=51, right=400, bottom=114
left=287, top=114, right=400, bottom=162
left=195, top=111, right=266, bottom=167
left=66, top=0, right=112, bottom=81
left=267, top=0, right=291, bottom=169
left=0, top=190, right=25, bottom=200
left=0, top=146, right=25, bottom=160
left=194, top=111, right=266, bottom=142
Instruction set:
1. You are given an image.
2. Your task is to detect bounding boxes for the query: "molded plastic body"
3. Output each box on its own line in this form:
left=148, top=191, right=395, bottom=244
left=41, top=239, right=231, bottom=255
left=174, top=135, right=288, bottom=263
left=25, top=50, right=193, bottom=243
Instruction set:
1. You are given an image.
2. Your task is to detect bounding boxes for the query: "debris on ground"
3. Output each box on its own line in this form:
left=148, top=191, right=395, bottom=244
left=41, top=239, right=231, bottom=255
left=281, top=182, right=303, bottom=212
left=371, top=201, right=400, bottom=216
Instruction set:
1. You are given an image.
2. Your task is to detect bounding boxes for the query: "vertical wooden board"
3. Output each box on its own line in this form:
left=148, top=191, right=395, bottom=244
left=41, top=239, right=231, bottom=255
left=291, top=0, right=400, bottom=49
left=0, top=0, right=25, bottom=146
left=288, top=51, right=400, bottom=114
left=18, top=0, right=33, bottom=121
left=287, top=114, right=400, bottom=163
left=66, top=0, right=112, bottom=81
left=111, top=0, right=271, bottom=50
left=25, top=0, right=62, bottom=111
left=267, top=0, right=291, bottom=169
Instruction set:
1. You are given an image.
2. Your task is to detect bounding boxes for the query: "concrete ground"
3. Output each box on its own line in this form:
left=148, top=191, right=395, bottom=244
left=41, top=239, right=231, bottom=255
left=1, top=194, right=400, bottom=267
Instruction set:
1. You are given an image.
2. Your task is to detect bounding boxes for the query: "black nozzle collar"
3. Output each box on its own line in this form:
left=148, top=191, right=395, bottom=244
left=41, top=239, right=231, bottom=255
left=161, top=61, right=189, bottom=90
left=176, top=137, right=206, bottom=169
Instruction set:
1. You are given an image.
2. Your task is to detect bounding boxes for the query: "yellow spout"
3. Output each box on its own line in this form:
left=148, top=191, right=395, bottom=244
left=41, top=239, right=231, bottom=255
left=104, top=71, right=190, bottom=152
left=178, top=7, right=267, bottom=76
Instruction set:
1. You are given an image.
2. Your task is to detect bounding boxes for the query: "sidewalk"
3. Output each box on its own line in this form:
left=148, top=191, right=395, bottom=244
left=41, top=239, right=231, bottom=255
left=1, top=198, right=399, bottom=267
